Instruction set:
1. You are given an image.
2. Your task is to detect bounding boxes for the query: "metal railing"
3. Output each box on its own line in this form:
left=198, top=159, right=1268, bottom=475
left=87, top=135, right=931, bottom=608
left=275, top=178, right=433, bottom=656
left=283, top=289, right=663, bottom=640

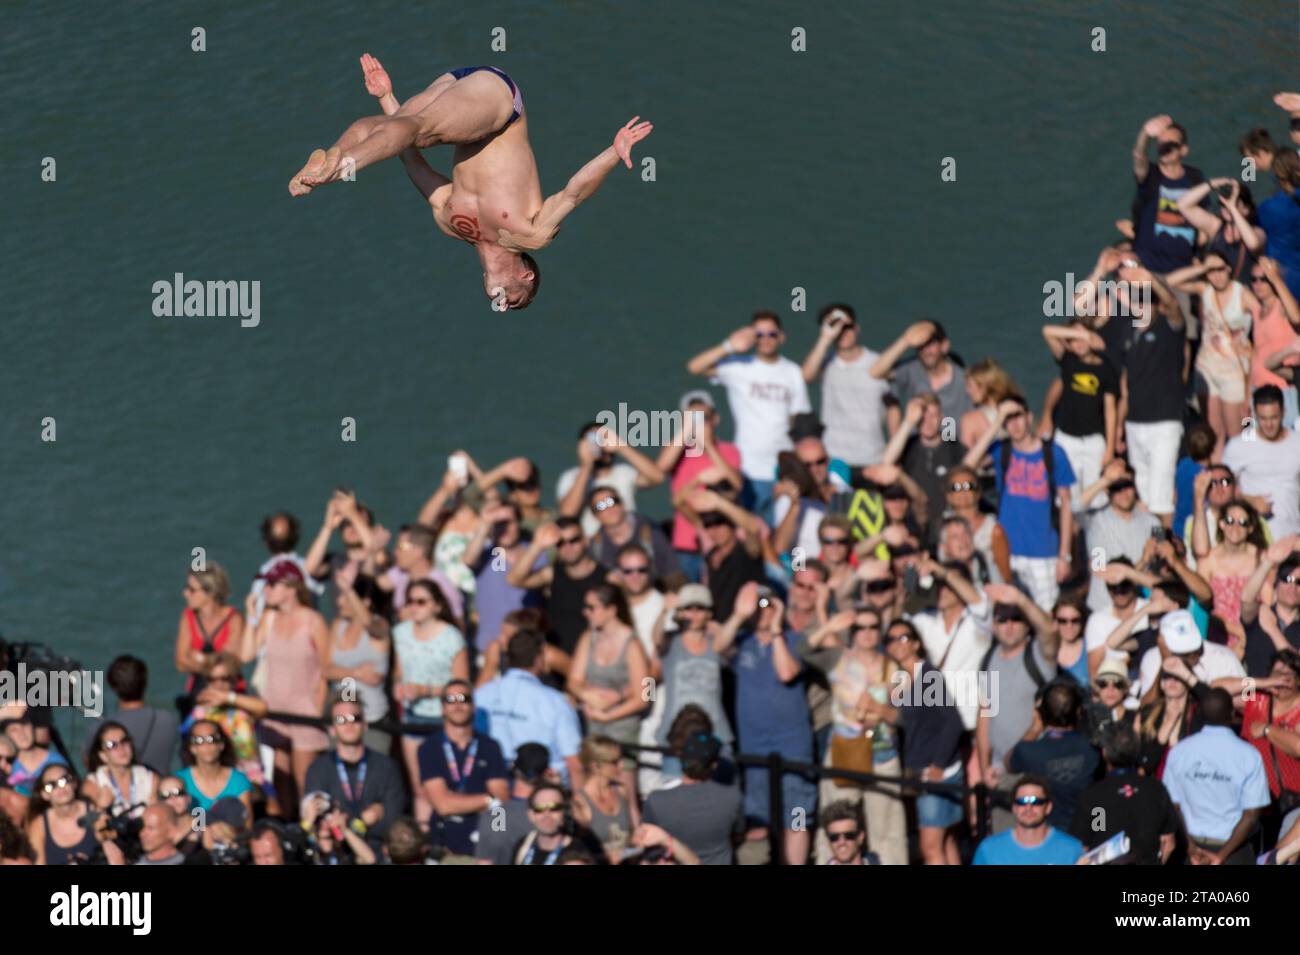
left=204, top=710, right=997, bottom=865
left=625, top=741, right=993, bottom=865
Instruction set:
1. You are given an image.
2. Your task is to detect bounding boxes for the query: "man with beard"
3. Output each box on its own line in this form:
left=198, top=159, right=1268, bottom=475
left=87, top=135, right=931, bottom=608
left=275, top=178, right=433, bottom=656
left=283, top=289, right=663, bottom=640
left=972, top=775, right=1084, bottom=865
left=417, top=680, right=509, bottom=858
left=507, top=519, right=604, bottom=657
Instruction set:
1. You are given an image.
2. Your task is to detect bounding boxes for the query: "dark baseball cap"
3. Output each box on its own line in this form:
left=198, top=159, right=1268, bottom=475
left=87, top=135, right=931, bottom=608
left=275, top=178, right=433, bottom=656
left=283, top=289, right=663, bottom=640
left=680, top=732, right=721, bottom=767
left=513, top=743, right=551, bottom=781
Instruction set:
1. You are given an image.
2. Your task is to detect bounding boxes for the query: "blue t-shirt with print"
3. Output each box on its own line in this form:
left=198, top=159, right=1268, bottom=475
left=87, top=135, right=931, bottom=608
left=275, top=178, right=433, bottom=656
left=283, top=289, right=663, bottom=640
left=729, top=629, right=812, bottom=757
left=991, top=440, right=1076, bottom=558
left=972, top=827, right=1084, bottom=865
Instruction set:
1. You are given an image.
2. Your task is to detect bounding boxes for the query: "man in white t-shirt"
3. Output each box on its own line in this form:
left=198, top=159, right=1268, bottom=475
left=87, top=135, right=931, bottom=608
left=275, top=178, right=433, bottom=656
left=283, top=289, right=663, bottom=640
left=1223, top=385, right=1300, bottom=539
left=1137, top=610, right=1244, bottom=696
left=1083, top=560, right=1149, bottom=667
left=800, top=303, right=890, bottom=467
left=687, top=310, right=811, bottom=520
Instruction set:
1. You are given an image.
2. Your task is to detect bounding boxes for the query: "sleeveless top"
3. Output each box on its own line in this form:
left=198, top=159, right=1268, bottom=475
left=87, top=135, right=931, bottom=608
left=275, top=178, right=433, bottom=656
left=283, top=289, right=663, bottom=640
left=1252, top=298, right=1300, bottom=391
left=91, top=765, right=155, bottom=815
left=577, top=787, right=632, bottom=854
left=829, top=651, right=899, bottom=761
left=393, top=620, right=466, bottom=720
left=263, top=615, right=324, bottom=718
left=583, top=631, right=639, bottom=743
left=184, top=607, right=238, bottom=693
left=44, top=808, right=101, bottom=865
left=330, top=619, right=390, bottom=723
left=1197, top=283, right=1252, bottom=378
left=1059, top=644, right=1090, bottom=687
left=655, top=633, right=734, bottom=746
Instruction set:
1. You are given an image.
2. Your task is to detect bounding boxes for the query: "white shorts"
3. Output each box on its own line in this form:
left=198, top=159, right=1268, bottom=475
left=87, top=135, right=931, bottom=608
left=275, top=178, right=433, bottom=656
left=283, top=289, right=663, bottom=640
left=1054, top=431, right=1106, bottom=512
left=1124, top=420, right=1182, bottom=516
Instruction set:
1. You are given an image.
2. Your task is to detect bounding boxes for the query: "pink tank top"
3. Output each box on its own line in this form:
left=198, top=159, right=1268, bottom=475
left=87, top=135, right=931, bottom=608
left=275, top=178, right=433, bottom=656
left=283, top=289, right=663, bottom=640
left=1251, top=300, right=1300, bottom=391
left=263, top=616, right=323, bottom=717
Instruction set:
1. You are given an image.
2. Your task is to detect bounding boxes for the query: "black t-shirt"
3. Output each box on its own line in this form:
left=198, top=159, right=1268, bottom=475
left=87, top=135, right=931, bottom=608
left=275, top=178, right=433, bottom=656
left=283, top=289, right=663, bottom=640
left=1123, top=314, right=1186, bottom=424
left=548, top=561, right=606, bottom=655
left=1055, top=353, right=1119, bottom=438
left=901, top=436, right=967, bottom=531
left=706, top=542, right=764, bottom=622
left=1133, top=164, right=1207, bottom=274
left=1243, top=612, right=1300, bottom=678
left=1070, top=769, right=1179, bottom=864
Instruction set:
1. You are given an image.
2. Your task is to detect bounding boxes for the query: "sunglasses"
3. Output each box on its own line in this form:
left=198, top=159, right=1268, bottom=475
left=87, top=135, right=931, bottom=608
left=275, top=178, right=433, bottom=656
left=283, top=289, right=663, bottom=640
left=948, top=481, right=979, bottom=493
left=1251, top=274, right=1268, bottom=283
left=42, top=775, right=74, bottom=794
left=618, top=565, right=649, bottom=575
left=754, top=330, right=780, bottom=339
left=592, top=496, right=620, bottom=512
left=1014, top=795, right=1048, bottom=807
left=1157, top=140, right=1184, bottom=154
left=189, top=734, right=221, bottom=746
left=819, top=537, right=849, bottom=546
left=883, top=633, right=910, bottom=645
left=158, top=788, right=185, bottom=800
left=828, top=830, right=860, bottom=843
left=1221, top=515, right=1250, bottom=527
left=442, top=693, right=471, bottom=705
left=1282, top=575, right=1300, bottom=585
left=1095, top=678, right=1127, bottom=690
left=102, top=737, right=130, bottom=750
left=864, top=579, right=896, bottom=594
left=993, top=611, right=1026, bottom=624
left=1054, top=616, right=1082, bottom=626
left=530, top=802, right=565, bottom=813
left=1209, top=476, right=1234, bottom=487
left=801, top=457, right=829, bottom=467
left=1106, top=581, right=1136, bottom=592
left=854, top=622, right=881, bottom=633
left=1108, top=480, right=1135, bottom=493
left=332, top=714, right=362, bottom=725
left=558, top=535, right=584, bottom=546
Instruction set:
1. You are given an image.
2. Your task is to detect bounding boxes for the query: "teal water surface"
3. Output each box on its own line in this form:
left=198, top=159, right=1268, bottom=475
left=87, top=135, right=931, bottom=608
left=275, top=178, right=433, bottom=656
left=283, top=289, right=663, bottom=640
left=3, top=1, right=1297, bottom=748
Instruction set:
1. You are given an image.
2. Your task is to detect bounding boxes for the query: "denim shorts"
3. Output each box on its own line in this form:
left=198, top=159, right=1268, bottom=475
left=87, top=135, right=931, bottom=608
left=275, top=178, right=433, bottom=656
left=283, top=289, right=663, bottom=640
left=743, top=763, right=817, bottom=830
left=915, top=764, right=964, bottom=830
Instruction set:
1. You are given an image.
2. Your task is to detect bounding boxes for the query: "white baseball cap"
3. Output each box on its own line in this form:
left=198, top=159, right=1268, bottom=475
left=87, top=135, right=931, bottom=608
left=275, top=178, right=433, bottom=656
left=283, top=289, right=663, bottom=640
left=1159, top=609, right=1202, bottom=655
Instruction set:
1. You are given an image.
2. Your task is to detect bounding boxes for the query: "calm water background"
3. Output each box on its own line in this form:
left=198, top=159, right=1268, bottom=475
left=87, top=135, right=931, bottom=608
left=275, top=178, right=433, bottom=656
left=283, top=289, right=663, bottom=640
left=3, top=1, right=1297, bottom=747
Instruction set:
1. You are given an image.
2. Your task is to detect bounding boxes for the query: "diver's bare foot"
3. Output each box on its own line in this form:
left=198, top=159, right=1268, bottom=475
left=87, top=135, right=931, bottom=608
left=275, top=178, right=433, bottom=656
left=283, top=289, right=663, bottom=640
left=300, top=147, right=343, bottom=188
left=289, top=149, right=328, bottom=196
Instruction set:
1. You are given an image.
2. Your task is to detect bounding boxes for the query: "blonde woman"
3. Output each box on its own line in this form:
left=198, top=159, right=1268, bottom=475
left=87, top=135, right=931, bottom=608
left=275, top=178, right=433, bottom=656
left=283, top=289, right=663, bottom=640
left=571, top=735, right=636, bottom=863
left=174, top=561, right=244, bottom=701
left=960, top=358, right=1020, bottom=452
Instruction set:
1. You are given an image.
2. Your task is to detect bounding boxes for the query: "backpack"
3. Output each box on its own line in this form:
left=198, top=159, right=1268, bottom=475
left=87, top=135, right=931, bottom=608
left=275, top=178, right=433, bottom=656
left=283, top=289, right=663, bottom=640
left=980, top=639, right=1048, bottom=692
left=998, top=438, right=1060, bottom=535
